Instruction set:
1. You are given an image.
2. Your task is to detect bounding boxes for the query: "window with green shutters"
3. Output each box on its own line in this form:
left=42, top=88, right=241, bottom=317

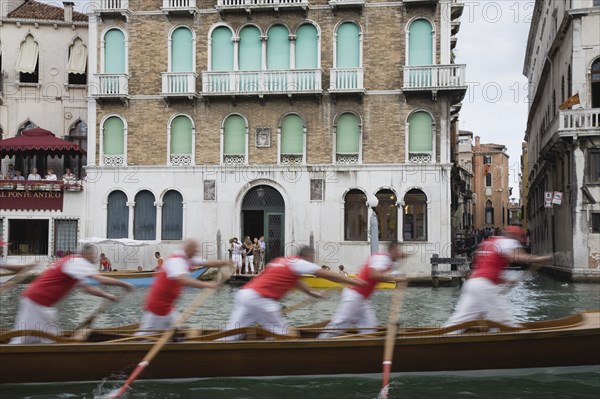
left=223, top=115, right=246, bottom=164
left=134, top=190, right=156, bottom=241
left=239, top=25, right=261, bottom=71
left=103, top=116, right=125, bottom=156
left=408, top=19, right=433, bottom=66
left=408, top=111, right=433, bottom=162
left=211, top=26, right=233, bottom=71
left=171, top=27, right=193, bottom=72
left=336, top=22, right=360, bottom=68
left=169, top=115, right=193, bottom=166
left=104, top=29, right=125, bottom=73
left=267, top=25, right=290, bottom=70
left=335, top=113, right=360, bottom=164
left=280, top=114, right=304, bottom=164
left=296, top=24, right=318, bottom=69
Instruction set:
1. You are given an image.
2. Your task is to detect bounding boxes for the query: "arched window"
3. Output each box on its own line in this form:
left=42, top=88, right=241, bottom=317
left=170, top=27, right=194, bottom=72
left=592, top=58, right=600, bottom=108
left=335, top=113, right=360, bottom=164
left=102, top=116, right=126, bottom=166
left=267, top=24, right=290, bottom=70
left=561, top=75, right=565, bottom=103
left=376, top=189, right=398, bottom=241
left=107, top=190, right=128, bottom=238
left=485, top=199, right=494, bottom=225
left=344, top=189, right=367, bottom=241
left=279, top=114, right=304, bottom=164
left=134, top=190, right=156, bottom=240
left=17, top=120, right=37, bottom=135
left=333, top=22, right=361, bottom=90
left=104, top=29, right=125, bottom=73
left=407, top=111, right=433, bottom=163
left=296, top=24, right=318, bottom=69
left=239, top=25, right=261, bottom=92
left=16, top=34, right=39, bottom=84
left=567, top=64, right=572, bottom=98
left=485, top=172, right=492, bottom=187
left=402, top=189, right=427, bottom=241
left=162, top=190, right=183, bottom=240
left=211, top=26, right=234, bottom=71
left=408, top=19, right=433, bottom=65
left=67, top=37, right=87, bottom=85
left=552, top=89, right=556, bottom=114
left=65, top=120, right=87, bottom=178
left=168, top=115, right=194, bottom=166
left=222, top=115, right=246, bottom=164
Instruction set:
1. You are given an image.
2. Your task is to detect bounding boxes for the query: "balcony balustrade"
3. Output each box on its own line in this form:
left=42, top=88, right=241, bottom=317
left=202, top=69, right=321, bottom=96
left=93, top=74, right=129, bottom=99
left=161, top=72, right=197, bottom=98
left=329, top=68, right=364, bottom=93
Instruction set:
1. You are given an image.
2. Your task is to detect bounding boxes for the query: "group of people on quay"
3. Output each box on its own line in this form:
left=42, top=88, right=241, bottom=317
left=0, top=225, right=553, bottom=343
left=229, top=236, right=265, bottom=275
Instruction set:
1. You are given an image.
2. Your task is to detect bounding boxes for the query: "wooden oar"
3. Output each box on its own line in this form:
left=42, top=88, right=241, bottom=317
left=378, top=281, right=407, bottom=399
left=72, top=292, right=130, bottom=341
left=282, top=291, right=328, bottom=316
left=109, top=278, right=225, bottom=399
left=0, top=264, right=38, bottom=294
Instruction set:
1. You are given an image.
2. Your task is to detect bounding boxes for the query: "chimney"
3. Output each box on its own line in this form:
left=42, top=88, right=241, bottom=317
left=63, top=2, right=74, bottom=23
left=475, top=136, right=481, bottom=152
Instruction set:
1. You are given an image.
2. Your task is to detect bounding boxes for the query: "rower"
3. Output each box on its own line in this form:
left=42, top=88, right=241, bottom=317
left=221, top=246, right=366, bottom=340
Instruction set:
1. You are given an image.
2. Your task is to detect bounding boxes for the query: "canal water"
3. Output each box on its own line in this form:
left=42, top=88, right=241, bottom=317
left=0, top=270, right=598, bottom=398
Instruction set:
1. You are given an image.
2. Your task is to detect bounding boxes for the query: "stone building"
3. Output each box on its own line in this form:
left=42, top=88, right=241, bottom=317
left=85, top=0, right=466, bottom=276
left=0, top=1, right=88, bottom=261
left=472, top=136, right=510, bottom=231
left=523, top=0, right=599, bottom=281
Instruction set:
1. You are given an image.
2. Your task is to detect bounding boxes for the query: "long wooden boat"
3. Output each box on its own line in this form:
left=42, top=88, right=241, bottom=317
left=300, top=274, right=396, bottom=289
left=96, top=267, right=207, bottom=287
left=0, top=271, right=15, bottom=284
left=0, top=311, right=598, bottom=384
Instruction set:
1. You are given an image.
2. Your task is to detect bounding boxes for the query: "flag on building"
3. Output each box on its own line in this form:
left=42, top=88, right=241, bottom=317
left=558, top=93, right=580, bottom=110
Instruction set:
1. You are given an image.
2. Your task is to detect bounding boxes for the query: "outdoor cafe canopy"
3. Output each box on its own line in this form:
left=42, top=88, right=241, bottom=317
left=0, top=128, right=86, bottom=158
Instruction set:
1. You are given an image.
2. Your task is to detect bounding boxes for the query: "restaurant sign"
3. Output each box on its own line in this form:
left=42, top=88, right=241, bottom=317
left=0, top=190, right=63, bottom=211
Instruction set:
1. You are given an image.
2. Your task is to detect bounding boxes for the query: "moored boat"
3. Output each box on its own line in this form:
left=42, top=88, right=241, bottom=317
left=300, top=274, right=396, bottom=289
left=0, top=311, right=598, bottom=384
left=96, top=267, right=207, bottom=287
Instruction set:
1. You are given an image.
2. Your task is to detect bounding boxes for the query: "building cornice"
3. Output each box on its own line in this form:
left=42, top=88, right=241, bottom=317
left=0, top=18, right=87, bottom=27
left=523, top=0, right=543, bottom=76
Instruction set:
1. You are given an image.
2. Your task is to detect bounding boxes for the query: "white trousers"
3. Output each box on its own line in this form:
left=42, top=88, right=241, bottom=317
left=443, top=277, right=518, bottom=329
left=319, top=288, right=377, bottom=338
left=135, top=309, right=179, bottom=336
left=221, top=289, right=290, bottom=340
left=245, top=255, right=254, bottom=273
left=10, top=297, right=61, bottom=344
left=232, top=254, right=243, bottom=273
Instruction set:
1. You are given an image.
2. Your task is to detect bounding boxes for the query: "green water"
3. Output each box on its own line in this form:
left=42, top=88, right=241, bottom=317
left=0, top=271, right=599, bottom=398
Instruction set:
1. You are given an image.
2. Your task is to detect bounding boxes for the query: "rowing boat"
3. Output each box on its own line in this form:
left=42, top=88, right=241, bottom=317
left=1, top=311, right=598, bottom=384
left=95, top=267, right=207, bottom=287
left=300, top=274, right=396, bottom=289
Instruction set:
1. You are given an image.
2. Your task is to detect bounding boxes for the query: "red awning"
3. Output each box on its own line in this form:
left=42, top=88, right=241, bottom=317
left=0, top=128, right=86, bottom=157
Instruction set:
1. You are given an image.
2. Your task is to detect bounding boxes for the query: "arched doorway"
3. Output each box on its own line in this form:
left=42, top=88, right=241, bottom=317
left=241, top=185, right=285, bottom=263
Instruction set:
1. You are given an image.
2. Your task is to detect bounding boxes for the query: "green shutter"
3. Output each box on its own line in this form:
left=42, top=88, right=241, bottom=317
left=104, top=29, right=125, bottom=73
left=171, top=27, right=193, bottom=72
left=408, top=112, right=433, bottom=152
left=281, top=114, right=303, bottom=155
left=211, top=27, right=233, bottom=71
left=171, top=116, right=192, bottom=154
left=296, top=24, right=318, bottom=69
left=336, top=22, right=359, bottom=68
left=267, top=25, right=290, bottom=70
left=336, top=113, right=359, bottom=154
left=224, top=115, right=245, bottom=155
left=239, top=26, right=261, bottom=71
left=103, top=117, right=124, bottom=155
left=408, top=19, right=433, bottom=65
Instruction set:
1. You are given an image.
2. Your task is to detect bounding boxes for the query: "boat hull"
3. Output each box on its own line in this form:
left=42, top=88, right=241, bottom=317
left=1, top=312, right=598, bottom=384
left=96, top=267, right=206, bottom=287
left=300, top=274, right=395, bottom=289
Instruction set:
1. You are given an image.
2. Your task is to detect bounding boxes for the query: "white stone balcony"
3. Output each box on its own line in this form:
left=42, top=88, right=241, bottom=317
left=161, top=0, right=198, bottom=15
left=216, top=0, right=308, bottom=12
left=451, top=0, right=464, bottom=19
left=403, top=0, right=438, bottom=5
left=402, top=64, right=466, bottom=92
left=409, top=152, right=433, bottom=164
left=92, top=74, right=129, bottom=99
left=328, top=0, right=366, bottom=9
left=161, top=72, right=197, bottom=98
left=202, top=69, right=321, bottom=97
left=95, top=0, right=130, bottom=19
left=329, top=68, right=364, bottom=93
left=336, top=153, right=359, bottom=164
left=558, top=108, right=600, bottom=136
